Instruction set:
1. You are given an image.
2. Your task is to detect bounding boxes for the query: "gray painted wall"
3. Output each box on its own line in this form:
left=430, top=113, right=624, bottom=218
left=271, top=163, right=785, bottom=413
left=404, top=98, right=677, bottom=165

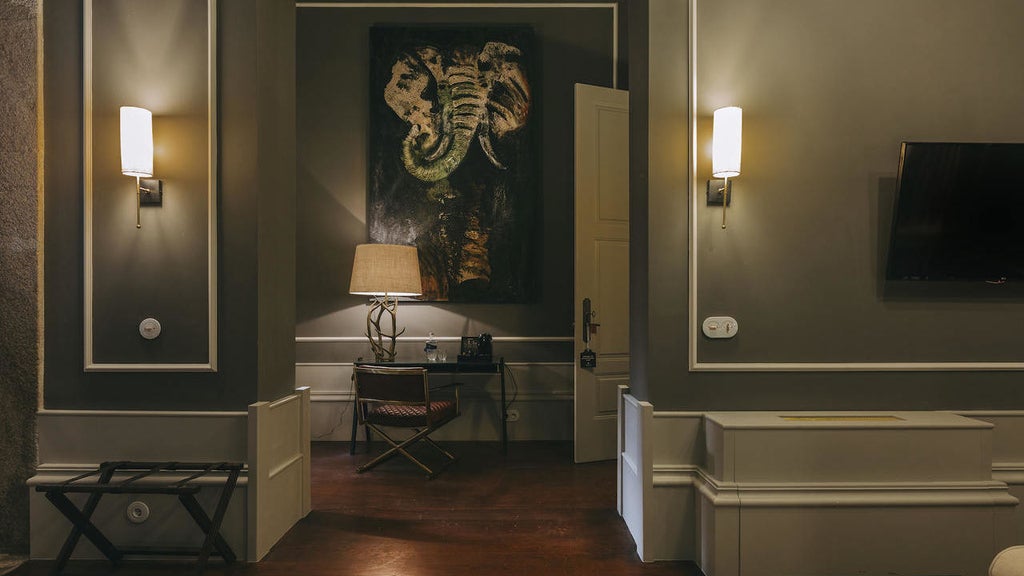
left=251, top=0, right=297, bottom=403
left=634, top=0, right=1024, bottom=410
left=627, top=0, right=650, bottom=402
left=43, top=0, right=296, bottom=409
left=0, top=0, right=39, bottom=553
left=295, top=4, right=617, bottom=361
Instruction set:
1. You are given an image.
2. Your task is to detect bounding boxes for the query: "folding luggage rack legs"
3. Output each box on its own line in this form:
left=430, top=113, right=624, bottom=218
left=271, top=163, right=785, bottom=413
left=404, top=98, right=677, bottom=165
left=36, top=461, right=243, bottom=575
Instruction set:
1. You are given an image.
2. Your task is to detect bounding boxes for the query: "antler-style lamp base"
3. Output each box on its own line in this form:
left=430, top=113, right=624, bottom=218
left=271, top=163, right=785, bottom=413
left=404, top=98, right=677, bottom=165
left=366, top=293, right=404, bottom=362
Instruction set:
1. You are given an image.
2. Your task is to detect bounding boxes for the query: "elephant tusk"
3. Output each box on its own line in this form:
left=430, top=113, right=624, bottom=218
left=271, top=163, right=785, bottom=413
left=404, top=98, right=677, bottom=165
left=478, top=132, right=506, bottom=170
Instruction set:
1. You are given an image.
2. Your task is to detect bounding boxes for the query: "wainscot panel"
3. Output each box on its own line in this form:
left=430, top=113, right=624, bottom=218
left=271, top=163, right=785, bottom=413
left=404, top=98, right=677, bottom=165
left=958, top=411, right=1024, bottom=545
left=30, top=409, right=249, bottom=560
left=301, top=361, right=573, bottom=442
left=619, top=408, right=1024, bottom=575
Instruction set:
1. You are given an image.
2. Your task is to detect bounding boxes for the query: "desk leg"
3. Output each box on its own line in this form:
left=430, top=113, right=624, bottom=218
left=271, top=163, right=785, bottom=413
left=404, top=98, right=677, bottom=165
left=350, top=407, right=359, bottom=455
left=500, top=362, right=507, bottom=455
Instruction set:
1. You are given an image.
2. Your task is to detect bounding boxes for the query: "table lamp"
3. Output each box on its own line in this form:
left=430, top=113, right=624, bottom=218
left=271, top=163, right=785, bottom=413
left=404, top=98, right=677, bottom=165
left=349, top=243, right=422, bottom=362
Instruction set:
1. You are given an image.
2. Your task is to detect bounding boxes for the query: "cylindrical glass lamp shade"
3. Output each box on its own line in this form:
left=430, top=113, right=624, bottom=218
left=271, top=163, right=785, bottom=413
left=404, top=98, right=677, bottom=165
left=712, top=106, right=742, bottom=178
left=349, top=244, right=423, bottom=297
left=120, top=106, right=154, bottom=177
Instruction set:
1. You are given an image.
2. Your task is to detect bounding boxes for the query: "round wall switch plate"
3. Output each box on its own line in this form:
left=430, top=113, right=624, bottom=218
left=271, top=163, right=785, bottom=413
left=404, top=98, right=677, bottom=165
left=139, top=318, right=162, bottom=340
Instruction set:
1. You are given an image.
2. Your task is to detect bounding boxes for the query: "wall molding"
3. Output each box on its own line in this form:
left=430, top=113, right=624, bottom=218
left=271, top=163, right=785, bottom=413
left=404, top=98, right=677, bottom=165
left=30, top=464, right=249, bottom=487
left=38, top=409, right=247, bottom=418
left=36, top=408, right=248, bottom=465
left=310, top=390, right=571, bottom=402
left=696, top=475, right=1018, bottom=508
left=83, top=0, right=218, bottom=372
left=296, top=336, right=573, bottom=343
left=296, top=1, right=618, bottom=89
left=297, top=360, right=573, bottom=367
left=690, top=361, right=1024, bottom=372
left=685, top=0, right=1024, bottom=372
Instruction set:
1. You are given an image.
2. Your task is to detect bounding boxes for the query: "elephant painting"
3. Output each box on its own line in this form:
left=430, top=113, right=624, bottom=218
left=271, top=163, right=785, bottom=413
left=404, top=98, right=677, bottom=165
left=368, top=26, right=539, bottom=303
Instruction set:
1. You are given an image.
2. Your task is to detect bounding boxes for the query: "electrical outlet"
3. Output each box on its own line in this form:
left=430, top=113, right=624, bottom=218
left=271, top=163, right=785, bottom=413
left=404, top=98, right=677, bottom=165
left=506, top=409, right=520, bottom=422
left=127, top=501, right=150, bottom=524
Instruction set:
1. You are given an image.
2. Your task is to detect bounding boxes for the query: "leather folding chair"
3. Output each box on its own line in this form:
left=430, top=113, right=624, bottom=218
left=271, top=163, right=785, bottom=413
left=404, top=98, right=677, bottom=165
left=353, top=365, right=460, bottom=479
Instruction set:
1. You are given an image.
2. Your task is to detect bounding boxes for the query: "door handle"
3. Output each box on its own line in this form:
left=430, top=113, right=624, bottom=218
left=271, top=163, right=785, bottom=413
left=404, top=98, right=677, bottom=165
left=582, top=298, right=598, bottom=344
left=581, top=298, right=598, bottom=368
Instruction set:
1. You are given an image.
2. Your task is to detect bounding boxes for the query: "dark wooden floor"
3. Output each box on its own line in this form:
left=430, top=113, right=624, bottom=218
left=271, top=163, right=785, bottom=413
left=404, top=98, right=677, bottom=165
left=17, top=441, right=702, bottom=576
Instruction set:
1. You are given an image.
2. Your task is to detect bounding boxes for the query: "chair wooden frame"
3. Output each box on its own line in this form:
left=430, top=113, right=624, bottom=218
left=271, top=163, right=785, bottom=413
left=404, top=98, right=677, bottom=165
left=353, top=365, right=460, bottom=479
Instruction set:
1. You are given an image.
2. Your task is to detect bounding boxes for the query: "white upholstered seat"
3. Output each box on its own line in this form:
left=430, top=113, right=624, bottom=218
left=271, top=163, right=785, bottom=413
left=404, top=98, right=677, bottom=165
left=991, top=546, right=1024, bottom=576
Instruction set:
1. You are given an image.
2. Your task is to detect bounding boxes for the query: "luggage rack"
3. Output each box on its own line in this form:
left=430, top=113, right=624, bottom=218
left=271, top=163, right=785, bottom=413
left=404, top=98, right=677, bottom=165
left=35, top=461, right=243, bottom=575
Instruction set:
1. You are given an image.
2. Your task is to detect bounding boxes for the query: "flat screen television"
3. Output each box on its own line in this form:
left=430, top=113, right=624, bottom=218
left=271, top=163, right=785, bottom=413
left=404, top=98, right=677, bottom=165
left=885, top=142, right=1024, bottom=284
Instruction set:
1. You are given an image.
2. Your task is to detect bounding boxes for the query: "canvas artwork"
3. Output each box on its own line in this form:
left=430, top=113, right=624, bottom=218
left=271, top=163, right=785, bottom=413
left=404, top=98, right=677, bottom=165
left=368, top=25, right=538, bottom=302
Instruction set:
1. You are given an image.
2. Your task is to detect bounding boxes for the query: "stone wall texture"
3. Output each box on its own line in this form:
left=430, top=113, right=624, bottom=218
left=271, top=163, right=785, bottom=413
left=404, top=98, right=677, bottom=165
left=0, top=0, right=39, bottom=555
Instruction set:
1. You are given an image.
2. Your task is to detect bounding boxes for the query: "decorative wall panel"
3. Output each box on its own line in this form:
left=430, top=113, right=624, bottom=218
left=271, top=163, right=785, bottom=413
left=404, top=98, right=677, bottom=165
left=84, top=0, right=217, bottom=370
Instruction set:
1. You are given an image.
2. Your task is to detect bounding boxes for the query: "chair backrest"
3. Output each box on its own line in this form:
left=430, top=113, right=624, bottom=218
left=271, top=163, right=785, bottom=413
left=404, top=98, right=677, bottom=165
left=354, top=366, right=429, bottom=405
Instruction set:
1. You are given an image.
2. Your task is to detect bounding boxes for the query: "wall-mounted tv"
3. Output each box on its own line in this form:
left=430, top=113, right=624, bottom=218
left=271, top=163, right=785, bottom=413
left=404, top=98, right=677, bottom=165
left=886, top=142, right=1024, bottom=284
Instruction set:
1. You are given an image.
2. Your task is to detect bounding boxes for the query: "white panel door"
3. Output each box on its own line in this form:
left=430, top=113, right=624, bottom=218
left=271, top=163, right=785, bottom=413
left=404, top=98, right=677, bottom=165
left=574, top=84, right=629, bottom=463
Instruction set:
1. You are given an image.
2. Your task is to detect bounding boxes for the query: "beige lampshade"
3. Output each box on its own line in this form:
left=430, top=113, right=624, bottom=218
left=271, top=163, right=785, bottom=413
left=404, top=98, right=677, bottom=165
left=349, top=243, right=423, bottom=297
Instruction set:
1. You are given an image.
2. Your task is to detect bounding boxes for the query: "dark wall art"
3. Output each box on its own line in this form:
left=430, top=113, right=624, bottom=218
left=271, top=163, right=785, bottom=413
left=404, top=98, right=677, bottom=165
left=369, top=25, right=538, bottom=302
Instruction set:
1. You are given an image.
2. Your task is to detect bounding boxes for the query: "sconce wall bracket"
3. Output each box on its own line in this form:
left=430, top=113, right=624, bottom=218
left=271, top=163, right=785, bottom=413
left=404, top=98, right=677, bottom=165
left=139, top=178, right=163, bottom=206
left=706, top=178, right=732, bottom=206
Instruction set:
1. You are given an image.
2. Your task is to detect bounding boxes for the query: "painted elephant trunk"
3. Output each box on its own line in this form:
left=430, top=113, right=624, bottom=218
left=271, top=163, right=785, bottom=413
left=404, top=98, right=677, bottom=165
left=385, top=43, right=530, bottom=183
left=399, top=63, right=485, bottom=182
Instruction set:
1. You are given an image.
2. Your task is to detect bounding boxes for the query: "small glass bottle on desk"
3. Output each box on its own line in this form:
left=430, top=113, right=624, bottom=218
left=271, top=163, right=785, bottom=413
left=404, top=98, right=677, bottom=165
left=424, top=332, right=438, bottom=362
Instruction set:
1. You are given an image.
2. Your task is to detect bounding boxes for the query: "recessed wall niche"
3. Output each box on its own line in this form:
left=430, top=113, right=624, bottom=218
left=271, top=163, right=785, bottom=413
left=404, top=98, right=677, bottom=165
left=84, top=0, right=217, bottom=370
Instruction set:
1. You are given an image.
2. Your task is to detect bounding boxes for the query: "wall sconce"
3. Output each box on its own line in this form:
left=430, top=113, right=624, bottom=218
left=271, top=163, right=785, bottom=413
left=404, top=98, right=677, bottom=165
left=349, top=243, right=423, bottom=362
left=120, top=106, right=163, bottom=229
left=707, top=106, right=743, bottom=229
